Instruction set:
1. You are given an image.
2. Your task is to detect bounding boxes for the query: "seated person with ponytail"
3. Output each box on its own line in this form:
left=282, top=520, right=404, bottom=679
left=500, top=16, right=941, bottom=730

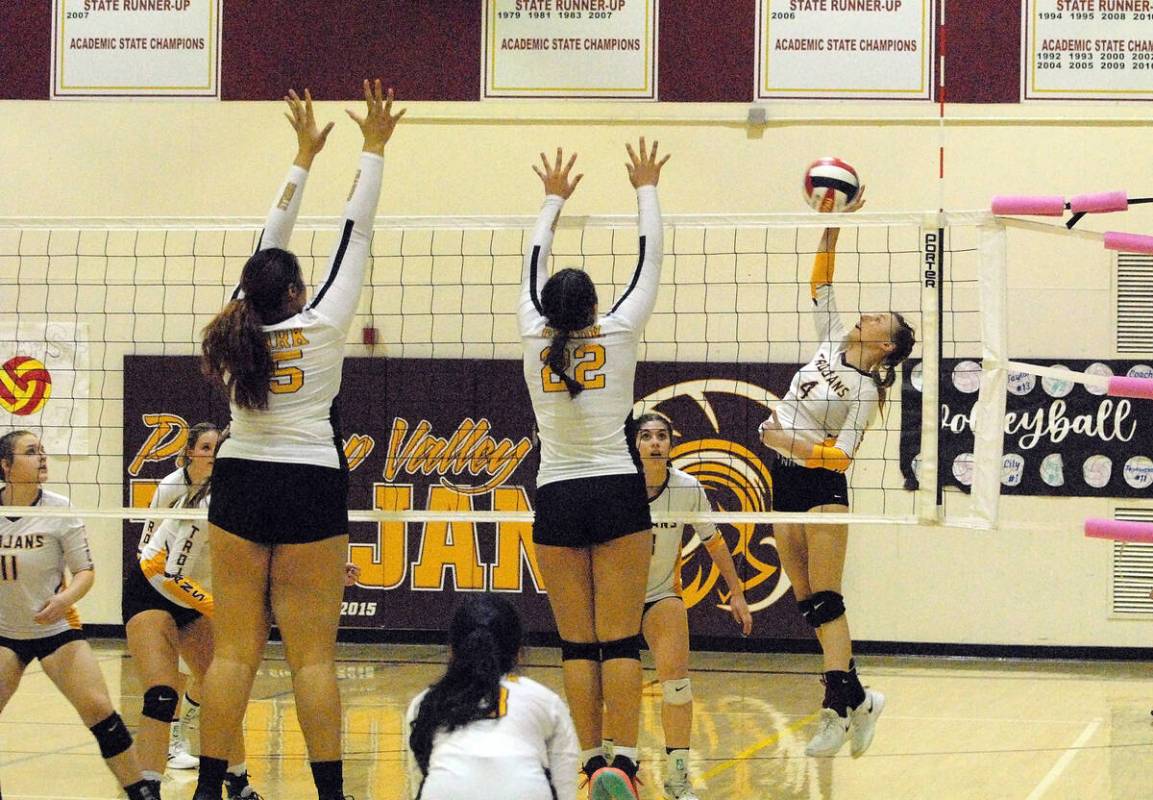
left=405, top=594, right=579, bottom=800
left=757, top=189, right=916, bottom=759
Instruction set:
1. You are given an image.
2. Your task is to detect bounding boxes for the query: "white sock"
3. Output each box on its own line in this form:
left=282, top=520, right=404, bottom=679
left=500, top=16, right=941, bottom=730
left=580, top=747, right=604, bottom=767
left=601, top=738, right=615, bottom=759
left=227, top=761, right=247, bottom=777
left=615, top=745, right=639, bottom=768
left=667, top=748, right=690, bottom=779
left=141, top=770, right=164, bottom=783
left=181, top=694, right=200, bottom=726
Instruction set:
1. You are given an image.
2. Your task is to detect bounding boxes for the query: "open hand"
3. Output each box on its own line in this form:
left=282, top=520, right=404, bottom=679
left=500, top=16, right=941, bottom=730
left=285, top=88, right=334, bottom=168
left=348, top=79, right=406, bottom=155
left=532, top=148, right=583, bottom=199
left=626, top=136, right=670, bottom=188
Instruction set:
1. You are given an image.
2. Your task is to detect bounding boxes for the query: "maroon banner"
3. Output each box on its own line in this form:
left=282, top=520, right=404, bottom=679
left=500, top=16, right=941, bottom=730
left=123, top=355, right=812, bottom=643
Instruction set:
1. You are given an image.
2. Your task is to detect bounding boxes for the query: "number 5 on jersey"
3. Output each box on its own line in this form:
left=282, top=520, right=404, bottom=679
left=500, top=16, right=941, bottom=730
left=541, top=343, right=606, bottom=393
left=270, top=348, right=305, bottom=394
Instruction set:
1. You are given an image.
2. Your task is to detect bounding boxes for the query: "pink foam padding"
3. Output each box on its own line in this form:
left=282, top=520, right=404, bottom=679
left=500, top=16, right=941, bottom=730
left=1108, top=376, right=1153, bottom=400
left=1104, top=231, right=1153, bottom=254
left=1069, top=191, right=1128, bottom=213
left=991, top=195, right=1065, bottom=216
left=1085, top=518, right=1153, bottom=543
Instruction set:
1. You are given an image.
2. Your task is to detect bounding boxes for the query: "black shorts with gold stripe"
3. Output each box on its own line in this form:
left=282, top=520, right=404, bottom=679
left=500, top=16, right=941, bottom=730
left=209, top=457, right=349, bottom=545
left=533, top=472, right=652, bottom=548
left=0, top=628, right=86, bottom=665
left=771, top=456, right=849, bottom=512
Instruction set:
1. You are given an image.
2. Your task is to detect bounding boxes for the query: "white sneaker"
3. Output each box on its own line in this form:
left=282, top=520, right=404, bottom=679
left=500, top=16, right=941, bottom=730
left=167, top=721, right=199, bottom=770
left=849, top=689, right=885, bottom=758
left=805, top=708, right=850, bottom=757
left=663, top=776, right=701, bottom=800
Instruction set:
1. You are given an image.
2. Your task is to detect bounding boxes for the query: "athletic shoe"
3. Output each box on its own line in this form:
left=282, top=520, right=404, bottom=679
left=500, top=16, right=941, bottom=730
left=849, top=689, right=886, bottom=758
left=804, top=707, right=850, bottom=757
left=224, top=773, right=263, bottom=800
left=589, top=766, right=640, bottom=800
left=167, top=720, right=199, bottom=770
left=663, top=776, right=701, bottom=800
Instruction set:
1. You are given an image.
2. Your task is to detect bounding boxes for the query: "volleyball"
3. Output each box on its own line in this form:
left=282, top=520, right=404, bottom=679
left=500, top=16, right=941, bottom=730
left=803, top=157, right=860, bottom=212
left=0, top=356, right=53, bottom=416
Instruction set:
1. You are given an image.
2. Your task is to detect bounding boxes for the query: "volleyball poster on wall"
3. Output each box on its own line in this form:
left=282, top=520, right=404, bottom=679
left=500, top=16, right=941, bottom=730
left=122, top=354, right=816, bottom=642
left=482, top=0, right=658, bottom=99
left=0, top=322, right=90, bottom=457
left=1023, top=0, right=1153, bottom=101
left=755, top=0, right=934, bottom=99
left=900, top=358, right=1153, bottom=497
left=51, top=0, right=221, bottom=98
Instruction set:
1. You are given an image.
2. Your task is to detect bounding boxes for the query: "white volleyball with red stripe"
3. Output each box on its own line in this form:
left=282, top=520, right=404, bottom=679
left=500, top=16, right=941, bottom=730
left=803, top=157, right=860, bottom=212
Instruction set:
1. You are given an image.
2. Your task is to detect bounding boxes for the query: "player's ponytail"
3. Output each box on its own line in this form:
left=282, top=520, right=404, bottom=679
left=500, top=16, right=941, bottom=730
left=874, top=313, right=916, bottom=412
left=540, top=268, right=598, bottom=398
left=409, top=593, right=523, bottom=776
left=201, top=248, right=303, bottom=410
left=0, top=430, right=34, bottom=484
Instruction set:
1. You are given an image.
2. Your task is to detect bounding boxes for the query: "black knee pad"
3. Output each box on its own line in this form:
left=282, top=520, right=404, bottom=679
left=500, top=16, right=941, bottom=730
left=600, top=634, right=642, bottom=662
left=797, top=596, right=815, bottom=626
left=561, top=640, right=602, bottom=662
left=142, top=685, right=179, bottom=723
left=807, top=591, right=846, bottom=627
left=89, top=711, right=133, bottom=759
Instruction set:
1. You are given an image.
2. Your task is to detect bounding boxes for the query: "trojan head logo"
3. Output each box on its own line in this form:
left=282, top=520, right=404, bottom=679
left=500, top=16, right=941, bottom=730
left=0, top=356, right=53, bottom=416
left=635, top=379, right=794, bottom=615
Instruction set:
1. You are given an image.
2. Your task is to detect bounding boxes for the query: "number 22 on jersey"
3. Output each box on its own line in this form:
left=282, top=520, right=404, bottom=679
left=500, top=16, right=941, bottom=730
left=540, top=343, right=606, bottom=393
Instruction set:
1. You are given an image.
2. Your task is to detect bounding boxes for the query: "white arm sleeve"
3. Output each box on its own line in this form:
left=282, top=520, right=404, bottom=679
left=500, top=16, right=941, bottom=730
left=61, top=520, right=94, bottom=575
left=545, top=695, right=581, bottom=800
left=257, top=165, right=310, bottom=252
left=519, top=195, right=565, bottom=335
left=306, top=152, right=385, bottom=333
left=606, top=186, right=663, bottom=330
left=813, top=283, right=849, bottom=346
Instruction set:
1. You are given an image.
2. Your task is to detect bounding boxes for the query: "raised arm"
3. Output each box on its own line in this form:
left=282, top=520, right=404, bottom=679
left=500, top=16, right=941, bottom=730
left=306, top=80, right=405, bottom=333
left=607, top=137, right=669, bottom=329
left=810, top=187, right=865, bottom=340
left=520, top=148, right=582, bottom=333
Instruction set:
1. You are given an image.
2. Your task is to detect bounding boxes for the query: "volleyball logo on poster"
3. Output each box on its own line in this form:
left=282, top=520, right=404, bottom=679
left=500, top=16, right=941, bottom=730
left=0, top=322, right=90, bottom=455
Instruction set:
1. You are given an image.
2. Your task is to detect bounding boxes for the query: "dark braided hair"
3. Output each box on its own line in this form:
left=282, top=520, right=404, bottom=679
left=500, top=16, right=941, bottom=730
left=873, top=312, right=916, bottom=412
left=201, top=248, right=304, bottom=410
left=539, top=268, right=597, bottom=398
left=409, top=593, right=523, bottom=776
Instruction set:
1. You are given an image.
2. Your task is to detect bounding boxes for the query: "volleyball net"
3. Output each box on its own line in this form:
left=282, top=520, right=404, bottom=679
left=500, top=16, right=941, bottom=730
left=0, top=210, right=1007, bottom=533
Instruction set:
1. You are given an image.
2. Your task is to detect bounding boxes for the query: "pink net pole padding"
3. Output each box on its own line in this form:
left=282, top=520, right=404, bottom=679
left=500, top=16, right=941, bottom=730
left=1085, top=518, right=1153, bottom=543
left=991, top=195, right=1066, bottom=216
left=1104, top=231, right=1153, bottom=254
left=1069, top=191, right=1128, bottom=213
left=1108, top=376, right=1153, bottom=400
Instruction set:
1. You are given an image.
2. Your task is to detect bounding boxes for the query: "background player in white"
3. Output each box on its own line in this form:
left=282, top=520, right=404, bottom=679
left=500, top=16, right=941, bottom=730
left=758, top=194, right=916, bottom=758
left=405, top=593, right=579, bottom=800
left=124, top=424, right=260, bottom=798
left=0, top=431, right=157, bottom=800
left=633, top=412, right=752, bottom=800
left=195, top=81, right=403, bottom=800
left=520, top=139, right=668, bottom=800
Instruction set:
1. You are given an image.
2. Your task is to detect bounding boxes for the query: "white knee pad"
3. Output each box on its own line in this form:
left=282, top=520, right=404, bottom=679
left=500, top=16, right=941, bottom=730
left=662, top=677, right=693, bottom=706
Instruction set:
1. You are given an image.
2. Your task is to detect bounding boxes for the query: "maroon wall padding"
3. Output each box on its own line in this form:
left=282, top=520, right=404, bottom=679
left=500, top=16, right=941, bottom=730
left=944, top=0, right=1020, bottom=104
left=3, top=3, right=52, bottom=99
left=221, top=0, right=482, bottom=101
left=659, top=0, right=757, bottom=102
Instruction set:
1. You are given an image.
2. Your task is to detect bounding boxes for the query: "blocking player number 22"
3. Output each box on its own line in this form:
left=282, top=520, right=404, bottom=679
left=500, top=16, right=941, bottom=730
left=541, top=343, right=606, bottom=392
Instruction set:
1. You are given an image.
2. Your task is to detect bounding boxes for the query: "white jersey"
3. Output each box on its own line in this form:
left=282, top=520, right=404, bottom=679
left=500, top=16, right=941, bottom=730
left=138, top=493, right=212, bottom=615
left=646, top=468, right=720, bottom=603
left=139, top=468, right=212, bottom=591
left=0, top=490, right=92, bottom=639
left=217, top=153, right=385, bottom=470
left=520, top=188, right=663, bottom=487
left=405, top=674, right=579, bottom=800
left=773, top=284, right=879, bottom=459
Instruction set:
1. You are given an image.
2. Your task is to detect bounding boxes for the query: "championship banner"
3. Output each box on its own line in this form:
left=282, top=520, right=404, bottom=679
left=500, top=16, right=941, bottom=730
left=756, top=0, right=934, bottom=99
left=482, top=0, right=658, bottom=99
left=52, top=0, right=221, bottom=98
left=123, top=355, right=813, bottom=642
left=900, top=358, right=1153, bottom=497
left=1023, top=0, right=1153, bottom=100
left=1, top=322, right=90, bottom=456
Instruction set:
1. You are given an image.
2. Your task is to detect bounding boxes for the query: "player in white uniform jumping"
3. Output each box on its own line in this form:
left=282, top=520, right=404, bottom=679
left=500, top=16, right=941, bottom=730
left=405, top=593, right=579, bottom=800
left=757, top=194, right=916, bottom=758
left=195, top=82, right=403, bottom=800
left=633, top=413, right=752, bottom=800
left=0, top=430, right=157, bottom=800
left=520, top=140, right=669, bottom=800
left=124, top=423, right=261, bottom=799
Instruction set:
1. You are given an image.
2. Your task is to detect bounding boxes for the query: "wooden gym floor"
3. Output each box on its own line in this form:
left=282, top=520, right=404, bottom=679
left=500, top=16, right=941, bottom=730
left=1, top=640, right=1150, bottom=799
